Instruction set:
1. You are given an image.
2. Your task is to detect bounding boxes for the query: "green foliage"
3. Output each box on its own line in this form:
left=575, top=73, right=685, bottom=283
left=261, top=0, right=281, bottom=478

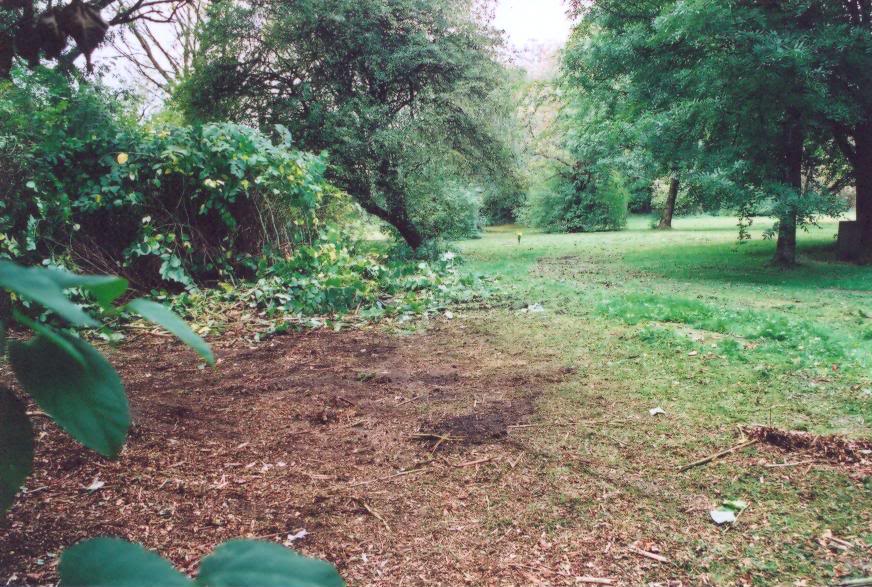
left=523, top=170, right=629, bottom=233
left=125, top=299, right=214, bottom=364
left=179, top=0, right=521, bottom=248
left=198, top=540, right=344, bottom=587
left=560, top=0, right=861, bottom=262
left=166, top=241, right=485, bottom=326
left=58, top=538, right=344, bottom=587
left=59, top=538, right=193, bottom=587
left=599, top=292, right=851, bottom=369
left=1, top=69, right=332, bottom=289
left=0, top=390, right=32, bottom=512
left=9, top=331, right=129, bottom=457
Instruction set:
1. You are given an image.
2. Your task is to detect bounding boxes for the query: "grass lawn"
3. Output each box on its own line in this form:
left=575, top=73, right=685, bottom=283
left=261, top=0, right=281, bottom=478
left=453, top=214, right=872, bottom=585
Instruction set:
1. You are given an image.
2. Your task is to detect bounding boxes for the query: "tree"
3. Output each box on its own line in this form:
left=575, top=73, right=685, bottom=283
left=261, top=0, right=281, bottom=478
left=177, top=0, right=518, bottom=249
left=0, top=0, right=196, bottom=78
left=657, top=175, right=679, bottom=229
left=815, top=1, right=872, bottom=261
left=109, top=0, right=204, bottom=99
left=565, top=0, right=850, bottom=265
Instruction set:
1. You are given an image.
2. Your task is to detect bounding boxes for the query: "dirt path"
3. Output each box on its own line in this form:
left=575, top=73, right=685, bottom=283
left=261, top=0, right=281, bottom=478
left=4, top=315, right=868, bottom=586
left=1, top=321, right=589, bottom=586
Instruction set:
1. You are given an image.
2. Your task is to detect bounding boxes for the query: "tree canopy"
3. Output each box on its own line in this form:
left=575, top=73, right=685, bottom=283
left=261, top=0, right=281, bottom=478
left=177, top=0, right=521, bottom=248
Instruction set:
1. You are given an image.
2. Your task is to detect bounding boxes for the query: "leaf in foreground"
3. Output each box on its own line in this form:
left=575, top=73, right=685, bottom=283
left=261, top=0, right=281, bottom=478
left=197, top=540, right=345, bottom=587
left=9, top=333, right=129, bottom=457
left=126, top=298, right=214, bottom=365
left=48, top=271, right=128, bottom=309
left=0, top=261, right=98, bottom=327
left=0, top=389, right=33, bottom=512
left=59, top=537, right=192, bottom=587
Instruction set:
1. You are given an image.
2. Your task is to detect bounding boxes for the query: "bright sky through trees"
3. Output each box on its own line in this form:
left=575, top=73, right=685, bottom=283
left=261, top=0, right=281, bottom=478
left=493, top=0, right=572, bottom=46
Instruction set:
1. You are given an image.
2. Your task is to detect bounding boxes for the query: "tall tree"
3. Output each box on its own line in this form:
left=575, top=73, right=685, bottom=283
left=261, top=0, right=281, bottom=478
left=817, top=1, right=872, bottom=261
left=565, top=0, right=849, bottom=265
left=178, top=0, right=517, bottom=249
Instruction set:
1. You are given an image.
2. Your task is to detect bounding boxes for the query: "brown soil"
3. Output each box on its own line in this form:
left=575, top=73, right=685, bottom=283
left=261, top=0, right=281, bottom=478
left=0, top=322, right=576, bottom=586
left=3, top=320, right=868, bottom=587
left=745, top=426, right=872, bottom=467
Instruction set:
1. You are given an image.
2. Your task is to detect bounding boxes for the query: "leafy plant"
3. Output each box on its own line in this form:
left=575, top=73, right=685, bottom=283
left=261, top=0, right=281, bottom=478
left=0, top=260, right=343, bottom=585
left=0, top=70, right=335, bottom=289
left=59, top=538, right=344, bottom=587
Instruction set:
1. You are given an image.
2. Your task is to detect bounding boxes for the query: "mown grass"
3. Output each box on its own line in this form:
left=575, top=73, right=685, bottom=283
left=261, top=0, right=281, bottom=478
left=455, top=215, right=872, bottom=585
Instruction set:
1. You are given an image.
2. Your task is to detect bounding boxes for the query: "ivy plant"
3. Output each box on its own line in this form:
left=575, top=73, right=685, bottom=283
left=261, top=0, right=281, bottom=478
left=0, top=260, right=344, bottom=586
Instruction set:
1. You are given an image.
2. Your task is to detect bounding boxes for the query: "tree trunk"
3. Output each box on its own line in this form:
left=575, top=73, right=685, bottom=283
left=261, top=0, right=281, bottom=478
left=657, top=175, right=679, bottom=230
left=773, top=114, right=804, bottom=267
left=774, top=212, right=797, bottom=266
left=389, top=210, right=425, bottom=250
left=855, top=124, right=872, bottom=263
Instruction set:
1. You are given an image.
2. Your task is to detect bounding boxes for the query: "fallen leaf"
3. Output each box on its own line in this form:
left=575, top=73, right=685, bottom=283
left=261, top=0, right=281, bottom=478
left=84, top=478, right=105, bottom=492
left=710, top=508, right=736, bottom=525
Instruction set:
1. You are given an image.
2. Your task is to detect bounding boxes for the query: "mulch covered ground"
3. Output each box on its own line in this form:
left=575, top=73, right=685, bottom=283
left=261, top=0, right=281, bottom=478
left=1, top=319, right=870, bottom=586
left=1, top=321, right=580, bottom=586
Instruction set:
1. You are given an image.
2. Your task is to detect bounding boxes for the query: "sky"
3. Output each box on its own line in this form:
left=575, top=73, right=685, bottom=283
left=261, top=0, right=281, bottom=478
left=493, top=0, right=573, bottom=48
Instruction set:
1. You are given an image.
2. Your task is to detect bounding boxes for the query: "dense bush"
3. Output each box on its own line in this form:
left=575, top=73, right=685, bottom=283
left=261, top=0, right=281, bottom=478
left=1, top=69, right=335, bottom=290
left=522, top=169, right=629, bottom=233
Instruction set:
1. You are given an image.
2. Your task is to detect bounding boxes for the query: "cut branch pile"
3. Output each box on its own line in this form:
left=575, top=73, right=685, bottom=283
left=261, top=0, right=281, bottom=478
left=743, top=426, right=872, bottom=466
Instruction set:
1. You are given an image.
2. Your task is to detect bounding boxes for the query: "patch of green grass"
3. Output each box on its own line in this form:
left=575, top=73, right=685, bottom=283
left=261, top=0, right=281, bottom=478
left=599, top=292, right=871, bottom=375
left=454, top=214, right=872, bottom=585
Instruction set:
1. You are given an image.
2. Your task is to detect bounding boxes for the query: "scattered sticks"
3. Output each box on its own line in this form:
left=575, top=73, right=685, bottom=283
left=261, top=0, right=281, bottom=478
left=454, top=456, right=492, bottom=468
left=342, top=467, right=429, bottom=489
left=763, top=459, right=817, bottom=468
left=356, top=498, right=392, bottom=533
left=397, top=395, right=423, bottom=407
left=678, top=439, right=758, bottom=472
left=627, top=545, right=671, bottom=564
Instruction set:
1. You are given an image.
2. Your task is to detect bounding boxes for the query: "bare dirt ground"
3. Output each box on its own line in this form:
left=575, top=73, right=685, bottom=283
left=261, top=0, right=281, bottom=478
left=1, top=318, right=869, bottom=586
left=1, top=321, right=573, bottom=586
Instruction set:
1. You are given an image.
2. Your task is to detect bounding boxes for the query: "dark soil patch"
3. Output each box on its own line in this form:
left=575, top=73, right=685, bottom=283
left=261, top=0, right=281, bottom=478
left=429, top=397, right=536, bottom=444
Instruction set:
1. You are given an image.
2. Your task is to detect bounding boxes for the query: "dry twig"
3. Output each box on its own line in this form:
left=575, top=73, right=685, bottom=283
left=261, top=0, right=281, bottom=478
left=342, top=467, right=429, bottom=489
left=357, top=499, right=392, bottom=533
left=454, top=457, right=492, bottom=468
left=627, top=545, right=670, bottom=564
left=679, top=440, right=758, bottom=472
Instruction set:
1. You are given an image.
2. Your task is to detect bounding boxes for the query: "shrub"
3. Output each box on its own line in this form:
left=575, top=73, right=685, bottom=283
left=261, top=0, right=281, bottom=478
left=0, top=69, right=332, bottom=290
left=522, top=168, right=628, bottom=233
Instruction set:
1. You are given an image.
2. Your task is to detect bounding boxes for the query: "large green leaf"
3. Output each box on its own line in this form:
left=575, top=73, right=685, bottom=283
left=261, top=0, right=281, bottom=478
left=197, top=540, right=345, bottom=587
left=0, top=388, right=33, bottom=512
left=8, top=333, right=130, bottom=457
left=0, top=261, right=98, bottom=327
left=126, top=299, right=214, bottom=365
left=49, top=271, right=128, bottom=309
left=59, top=538, right=192, bottom=587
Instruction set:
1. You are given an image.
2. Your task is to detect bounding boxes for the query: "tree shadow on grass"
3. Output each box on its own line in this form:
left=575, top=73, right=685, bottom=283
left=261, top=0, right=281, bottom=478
left=623, top=238, right=872, bottom=291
